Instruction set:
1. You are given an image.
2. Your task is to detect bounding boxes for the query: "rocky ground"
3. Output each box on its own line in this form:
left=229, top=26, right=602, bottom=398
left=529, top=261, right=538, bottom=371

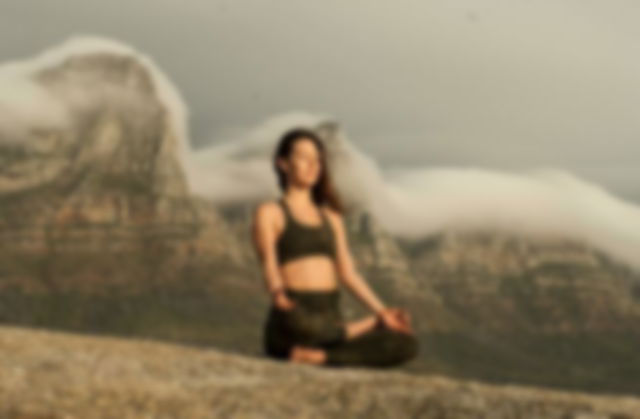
left=1, top=325, right=639, bottom=419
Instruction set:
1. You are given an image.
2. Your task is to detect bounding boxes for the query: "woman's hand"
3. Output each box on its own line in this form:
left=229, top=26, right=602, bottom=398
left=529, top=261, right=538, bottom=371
left=376, top=307, right=414, bottom=335
left=273, top=290, right=296, bottom=312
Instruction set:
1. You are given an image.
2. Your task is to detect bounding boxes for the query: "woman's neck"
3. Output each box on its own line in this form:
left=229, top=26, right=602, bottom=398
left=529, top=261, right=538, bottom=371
left=284, top=188, right=315, bottom=207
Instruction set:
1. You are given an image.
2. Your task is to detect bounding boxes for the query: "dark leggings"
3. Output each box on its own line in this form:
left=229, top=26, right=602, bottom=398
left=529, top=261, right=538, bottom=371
left=263, top=288, right=419, bottom=368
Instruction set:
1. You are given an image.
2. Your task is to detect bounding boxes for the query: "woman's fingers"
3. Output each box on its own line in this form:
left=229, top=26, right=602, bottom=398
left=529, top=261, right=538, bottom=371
left=284, top=298, right=296, bottom=310
left=391, top=319, right=412, bottom=335
left=276, top=294, right=296, bottom=311
left=381, top=310, right=411, bottom=335
left=376, top=307, right=415, bottom=334
left=399, top=310, right=411, bottom=327
left=390, top=309, right=413, bottom=334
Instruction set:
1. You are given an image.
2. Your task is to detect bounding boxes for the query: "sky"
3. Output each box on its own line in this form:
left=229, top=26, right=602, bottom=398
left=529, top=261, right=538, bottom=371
left=0, top=0, right=638, bottom=203
left=0, top=0, right=638, bottom=202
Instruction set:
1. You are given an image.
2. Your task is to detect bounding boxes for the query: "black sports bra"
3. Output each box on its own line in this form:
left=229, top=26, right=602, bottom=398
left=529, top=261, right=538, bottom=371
left=276, top=198, right=336, bottom=265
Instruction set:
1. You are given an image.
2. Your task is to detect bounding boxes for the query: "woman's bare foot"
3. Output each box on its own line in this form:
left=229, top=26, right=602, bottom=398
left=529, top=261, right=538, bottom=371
left=289, top=345, right=327, bottom=365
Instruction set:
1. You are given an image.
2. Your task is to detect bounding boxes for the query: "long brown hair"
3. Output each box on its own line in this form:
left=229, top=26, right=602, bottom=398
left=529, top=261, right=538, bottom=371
left=273, top=127, right=344, bottom=214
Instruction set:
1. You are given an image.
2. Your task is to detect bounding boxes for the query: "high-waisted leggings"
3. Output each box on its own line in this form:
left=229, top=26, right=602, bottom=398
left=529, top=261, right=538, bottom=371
left=263, top=287, right=419, bottom=368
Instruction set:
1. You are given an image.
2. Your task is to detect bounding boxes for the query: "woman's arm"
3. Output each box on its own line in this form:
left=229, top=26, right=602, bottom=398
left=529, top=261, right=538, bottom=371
left=325, top=207, right=387, bottom=315
left=252, top=201, right=288, bottom=302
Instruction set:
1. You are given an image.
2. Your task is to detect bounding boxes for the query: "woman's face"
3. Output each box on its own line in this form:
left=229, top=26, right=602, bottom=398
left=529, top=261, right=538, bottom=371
left=282, top=138, right=322, bottom=188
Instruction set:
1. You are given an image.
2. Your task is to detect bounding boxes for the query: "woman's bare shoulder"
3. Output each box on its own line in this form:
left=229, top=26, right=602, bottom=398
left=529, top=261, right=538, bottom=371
left=258, top=198, right=284, bottom=212
left=255, top=199, right=288, bottom=225
left=321, top=204, right=343, bottom=223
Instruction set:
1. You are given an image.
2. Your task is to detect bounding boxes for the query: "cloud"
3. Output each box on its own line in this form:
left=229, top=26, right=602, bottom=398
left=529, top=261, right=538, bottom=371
left=0, top=60, right=70, bottom=143
left=184, top=111, right=336, bottom=203
left=0, top=34, right=191, bottom=165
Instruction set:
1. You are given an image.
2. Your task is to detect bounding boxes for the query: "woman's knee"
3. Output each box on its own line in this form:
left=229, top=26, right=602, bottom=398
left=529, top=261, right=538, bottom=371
left=400, top=333, right=419, bottom=361
left=386, top=330, right=419, bottom=362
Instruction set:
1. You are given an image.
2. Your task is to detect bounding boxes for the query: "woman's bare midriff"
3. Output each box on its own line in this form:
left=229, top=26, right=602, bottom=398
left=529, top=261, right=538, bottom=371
left=279, top=256, right=339, bottom=291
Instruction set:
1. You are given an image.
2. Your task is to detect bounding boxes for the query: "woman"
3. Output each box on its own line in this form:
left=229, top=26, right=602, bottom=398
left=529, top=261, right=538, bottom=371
left=252, top=127, right=419, bottom=367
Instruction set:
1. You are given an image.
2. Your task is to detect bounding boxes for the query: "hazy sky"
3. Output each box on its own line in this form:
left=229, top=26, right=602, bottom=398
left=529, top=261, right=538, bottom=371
left=1, top=0, right=638, bottom=203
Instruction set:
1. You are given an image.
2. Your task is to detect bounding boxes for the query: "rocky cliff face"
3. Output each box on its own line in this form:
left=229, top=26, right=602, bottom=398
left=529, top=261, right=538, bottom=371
left=224, top=198, right=640, bottom=331
left=403, top=229, right=640, bottom=334
left=2, top=49, right=226, bottom=252
left=0, top=48, right=245, bottom=296
left=230, top=198, right=640, bottom=335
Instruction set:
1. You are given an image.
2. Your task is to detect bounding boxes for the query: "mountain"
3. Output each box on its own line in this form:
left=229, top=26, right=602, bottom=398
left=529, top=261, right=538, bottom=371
left=404, top=228, right=640, bottom=333
left=1, top=38, right=640, bottom=398
left=0, top=41, right=264, bottom=353
left=0, top=47, right=245, bottom=295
